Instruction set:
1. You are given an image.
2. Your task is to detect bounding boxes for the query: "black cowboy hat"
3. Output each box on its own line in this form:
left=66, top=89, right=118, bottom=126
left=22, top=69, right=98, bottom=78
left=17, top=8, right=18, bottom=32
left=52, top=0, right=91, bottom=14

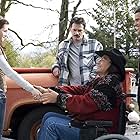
left=95, top=48, right=126, bottom=82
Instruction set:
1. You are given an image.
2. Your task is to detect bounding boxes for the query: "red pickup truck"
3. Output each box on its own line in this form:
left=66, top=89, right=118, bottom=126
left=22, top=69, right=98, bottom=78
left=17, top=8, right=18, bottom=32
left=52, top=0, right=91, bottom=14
left=3, top=67, right=134, bottom=140
left=3, top=68, right=65, bottom=140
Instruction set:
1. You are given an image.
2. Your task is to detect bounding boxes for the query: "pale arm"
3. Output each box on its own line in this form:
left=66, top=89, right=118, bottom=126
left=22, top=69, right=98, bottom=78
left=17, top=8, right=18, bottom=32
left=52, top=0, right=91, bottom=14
left=0, top=55, right=42, bottom=97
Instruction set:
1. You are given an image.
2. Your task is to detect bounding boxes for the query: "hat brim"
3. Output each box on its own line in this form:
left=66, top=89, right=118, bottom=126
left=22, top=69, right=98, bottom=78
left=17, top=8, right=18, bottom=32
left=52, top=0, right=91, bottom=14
left=95, top=50, right=114, bottom=58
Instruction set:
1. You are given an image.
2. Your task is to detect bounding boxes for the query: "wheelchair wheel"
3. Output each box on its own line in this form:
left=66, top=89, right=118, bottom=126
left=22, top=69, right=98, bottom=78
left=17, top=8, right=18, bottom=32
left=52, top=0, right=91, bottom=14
left=95, top=134, right=130, bottom=140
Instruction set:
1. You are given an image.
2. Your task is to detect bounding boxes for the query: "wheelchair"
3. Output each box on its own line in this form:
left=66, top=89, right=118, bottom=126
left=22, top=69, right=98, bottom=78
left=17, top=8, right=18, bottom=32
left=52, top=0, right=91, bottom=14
left=70, top=69, right=137, bottom=140
left=70, top=94, right=136, bottom=140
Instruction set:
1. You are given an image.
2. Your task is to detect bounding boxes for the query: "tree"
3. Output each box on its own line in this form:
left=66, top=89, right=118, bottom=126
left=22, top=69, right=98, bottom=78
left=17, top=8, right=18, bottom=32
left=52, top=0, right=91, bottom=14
left=87, top=0, right=138, bottom=56
left=86, top=0, right=139, bottom=69
left=4, top=40, right=20, bottom=67
left=18, top=50, right=55, bottom=68
left=59, top=0, right=68, bottom=43
left=0, top=0, right=84, bottom=67
left=0, top=0, right=61, bottom=49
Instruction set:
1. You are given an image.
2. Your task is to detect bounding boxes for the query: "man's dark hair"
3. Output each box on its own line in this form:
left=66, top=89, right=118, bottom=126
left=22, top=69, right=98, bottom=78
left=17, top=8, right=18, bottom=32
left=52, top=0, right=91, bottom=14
left=135, top=7, right=140, bottom=14
left=69, top=17, right=86, bottom=29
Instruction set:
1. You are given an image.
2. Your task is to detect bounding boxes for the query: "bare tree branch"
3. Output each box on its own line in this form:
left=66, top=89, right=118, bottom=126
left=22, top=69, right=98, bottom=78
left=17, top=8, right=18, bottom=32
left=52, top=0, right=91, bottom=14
left=5, top=2, right=15, bottom=13
left=9, top=28, right=58, bottom=50
left=71, top=0, right=82, bottom=18
left=5, top=0, right=89, bottom=52
left=9, top=0, right=60, bottom=13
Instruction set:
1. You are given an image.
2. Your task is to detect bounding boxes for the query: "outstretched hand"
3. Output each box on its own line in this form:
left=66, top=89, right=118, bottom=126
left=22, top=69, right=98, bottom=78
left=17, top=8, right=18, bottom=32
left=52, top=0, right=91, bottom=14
left=40, top=88, right=59, bottom=104
left=31, top=88, right=42, bottom=100
left=33, top=85, right=59, bottom=104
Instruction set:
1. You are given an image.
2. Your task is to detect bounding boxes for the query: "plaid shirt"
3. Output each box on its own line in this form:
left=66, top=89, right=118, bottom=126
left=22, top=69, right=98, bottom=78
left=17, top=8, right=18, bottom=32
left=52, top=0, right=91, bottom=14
left=52, top=37, right=103, bottom=85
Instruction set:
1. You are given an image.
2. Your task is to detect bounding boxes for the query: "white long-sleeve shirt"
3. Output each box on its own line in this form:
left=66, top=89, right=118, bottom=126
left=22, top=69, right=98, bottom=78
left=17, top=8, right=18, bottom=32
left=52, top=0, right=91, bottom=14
left=0, top=54, right=38, bottom=94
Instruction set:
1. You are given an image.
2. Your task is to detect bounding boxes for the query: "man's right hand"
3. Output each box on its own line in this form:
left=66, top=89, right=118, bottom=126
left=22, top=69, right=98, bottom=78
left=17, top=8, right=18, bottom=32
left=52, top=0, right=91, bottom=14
left=52, top=67, right=60, bottom=77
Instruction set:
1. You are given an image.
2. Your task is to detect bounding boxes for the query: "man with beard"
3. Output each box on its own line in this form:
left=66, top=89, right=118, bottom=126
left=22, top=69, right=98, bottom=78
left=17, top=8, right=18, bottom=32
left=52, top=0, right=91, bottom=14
left=52, top=17, right=103, bottom=85
left=134, top=7, right=140, bottom=111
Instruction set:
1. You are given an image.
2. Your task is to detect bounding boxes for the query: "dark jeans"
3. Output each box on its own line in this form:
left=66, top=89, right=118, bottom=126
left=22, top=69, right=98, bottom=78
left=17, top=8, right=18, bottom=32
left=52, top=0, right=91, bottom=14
left=37, top=112, right=80, bottom=140
left=138, top=80, right=140, bottom=111
left=0, top=89, right=6, bottom=139
left=136, top=71, right=140, bottom=110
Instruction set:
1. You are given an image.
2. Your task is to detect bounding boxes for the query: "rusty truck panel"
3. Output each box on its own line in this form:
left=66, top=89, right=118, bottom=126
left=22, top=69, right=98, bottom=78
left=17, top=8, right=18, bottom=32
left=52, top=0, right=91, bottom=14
left=3, top=68, right=58, bottom=138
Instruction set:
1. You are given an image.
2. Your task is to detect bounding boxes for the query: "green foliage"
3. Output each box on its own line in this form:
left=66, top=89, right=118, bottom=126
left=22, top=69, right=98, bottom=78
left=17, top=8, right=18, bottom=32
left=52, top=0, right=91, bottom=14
left=3, top=41, right=57, bottom=68
left=88, top=0, right=139, bottom=69
left=18, top=50, right=56, bottom=68
left=89, top=0, right=137, bottom=50
left=4, top=40, right=20, bottom=67
left=125, top=55, right=139, bottom=71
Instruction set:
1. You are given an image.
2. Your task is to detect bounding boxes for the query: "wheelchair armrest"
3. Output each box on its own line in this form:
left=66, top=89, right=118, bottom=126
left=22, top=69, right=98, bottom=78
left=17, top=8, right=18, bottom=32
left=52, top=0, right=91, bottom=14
left=125, top=94, right=136, bottom=98
left=85, top=120, right=112, bottom=127
left=70, top=119, right=112, bottom=128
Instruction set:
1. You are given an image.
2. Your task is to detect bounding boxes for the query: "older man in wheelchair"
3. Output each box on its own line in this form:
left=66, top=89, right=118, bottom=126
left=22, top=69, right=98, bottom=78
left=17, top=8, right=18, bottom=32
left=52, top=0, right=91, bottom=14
left=36, top=48, right=135, bottom=140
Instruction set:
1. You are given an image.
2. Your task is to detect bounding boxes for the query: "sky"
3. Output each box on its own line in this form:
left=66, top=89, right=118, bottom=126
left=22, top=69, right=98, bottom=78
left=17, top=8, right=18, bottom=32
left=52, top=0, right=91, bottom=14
left=5, top=0, right=98, bottom=55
